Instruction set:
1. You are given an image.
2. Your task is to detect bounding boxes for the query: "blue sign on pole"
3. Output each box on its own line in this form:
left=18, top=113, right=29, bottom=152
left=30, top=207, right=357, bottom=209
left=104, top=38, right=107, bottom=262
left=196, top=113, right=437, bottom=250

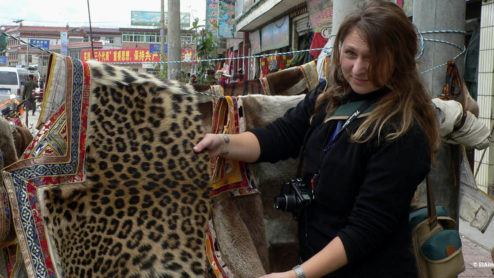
left=60, top=32, right=68, bottom=55
left=149, top=44, right=167, bottom=54
left=29, top=39, right=50, bottom=50
left=0, top=57, right=6, bottom=64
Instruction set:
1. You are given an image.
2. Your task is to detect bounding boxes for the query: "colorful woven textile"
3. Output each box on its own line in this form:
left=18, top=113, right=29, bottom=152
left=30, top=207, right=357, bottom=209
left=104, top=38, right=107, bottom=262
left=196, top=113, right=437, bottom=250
left=210, top=96, right=257, bottom=197
left=36, top=53, right=70, bottom=129
left=0, top=183, right=13, bottom=244
left=205, top=219, right=233, bottom=278
left=2, top=53, right=90, bottom=278
left=298, top=60, right=319, bottom=92
left=210, top=84, right=225, bottom=97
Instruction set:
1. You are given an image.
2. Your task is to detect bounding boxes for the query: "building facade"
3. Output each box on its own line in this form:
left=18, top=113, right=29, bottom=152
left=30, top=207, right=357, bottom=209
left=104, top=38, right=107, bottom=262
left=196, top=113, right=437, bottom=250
left=225, top=0, right=330, bottom=80
left=3, top=24, right=195, bottom=77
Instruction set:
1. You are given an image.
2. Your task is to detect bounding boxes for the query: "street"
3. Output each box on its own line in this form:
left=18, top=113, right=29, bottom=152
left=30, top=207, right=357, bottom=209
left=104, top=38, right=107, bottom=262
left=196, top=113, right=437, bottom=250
left=460, top=234, right=494, bottom=277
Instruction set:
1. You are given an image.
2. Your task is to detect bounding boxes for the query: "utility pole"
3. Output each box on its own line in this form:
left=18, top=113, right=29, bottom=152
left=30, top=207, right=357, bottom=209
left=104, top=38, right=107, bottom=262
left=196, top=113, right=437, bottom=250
left=413, top=0, right=466, bottom=222
left=316, top=1, right=361, bottom=79
left=167, top=0, right=181, bottom=80
left=160, top=0, right=166, bottom=74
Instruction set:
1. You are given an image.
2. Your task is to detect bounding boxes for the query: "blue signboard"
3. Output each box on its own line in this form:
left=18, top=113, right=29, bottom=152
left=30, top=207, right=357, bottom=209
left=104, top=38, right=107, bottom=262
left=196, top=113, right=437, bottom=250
left=131, top=11, right=191, bottom=29
left=0, top=57, right=6, bottom=64
left=149, top=44, right=167, bottom=54
left=29, top=39, right=50, bottom=50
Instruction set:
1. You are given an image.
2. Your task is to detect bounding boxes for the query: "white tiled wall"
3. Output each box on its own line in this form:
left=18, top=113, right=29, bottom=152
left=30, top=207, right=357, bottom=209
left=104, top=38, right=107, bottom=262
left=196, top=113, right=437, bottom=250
left=474, top=0, right=494, bottom=193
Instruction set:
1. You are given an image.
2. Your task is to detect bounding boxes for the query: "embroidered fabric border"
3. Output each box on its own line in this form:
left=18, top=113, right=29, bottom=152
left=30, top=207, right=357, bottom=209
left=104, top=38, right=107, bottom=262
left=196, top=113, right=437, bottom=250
left=299, top=60, right=319, bottom=92
left=205, top=219, right=233, bottom=278
left=210, top=96, right=257, bottom=197
left=2, top=54, right=91, bottom=278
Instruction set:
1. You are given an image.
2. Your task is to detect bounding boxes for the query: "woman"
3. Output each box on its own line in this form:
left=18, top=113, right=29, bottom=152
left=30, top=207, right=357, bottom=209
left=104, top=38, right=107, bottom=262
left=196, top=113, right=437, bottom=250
left=194, top=1, right=439, bottom=277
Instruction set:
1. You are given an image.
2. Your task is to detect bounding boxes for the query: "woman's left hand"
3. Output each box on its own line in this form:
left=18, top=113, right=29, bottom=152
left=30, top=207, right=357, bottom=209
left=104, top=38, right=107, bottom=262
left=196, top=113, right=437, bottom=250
left=259, top=271, right=296, bottom=278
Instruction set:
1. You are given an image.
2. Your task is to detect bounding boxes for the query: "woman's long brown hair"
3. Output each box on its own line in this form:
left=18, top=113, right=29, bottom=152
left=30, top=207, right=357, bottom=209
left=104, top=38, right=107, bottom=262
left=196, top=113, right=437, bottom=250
left=315, top=0, right=439, bottom=161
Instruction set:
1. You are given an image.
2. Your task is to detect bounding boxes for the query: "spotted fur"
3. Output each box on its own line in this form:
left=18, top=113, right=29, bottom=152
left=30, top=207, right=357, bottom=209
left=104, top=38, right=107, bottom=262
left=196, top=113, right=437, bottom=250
left=42, top=62, right=211, bottom=277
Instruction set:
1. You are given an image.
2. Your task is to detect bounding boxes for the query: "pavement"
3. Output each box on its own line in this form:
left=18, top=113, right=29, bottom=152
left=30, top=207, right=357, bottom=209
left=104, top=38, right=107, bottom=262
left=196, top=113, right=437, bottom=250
left=460, top=235, right=494, bottom=277
left=459, top=218, right=494, bottom=277
left=21, top=102, right=42, bottom=136
left=19, top=104, right=494, bottom=277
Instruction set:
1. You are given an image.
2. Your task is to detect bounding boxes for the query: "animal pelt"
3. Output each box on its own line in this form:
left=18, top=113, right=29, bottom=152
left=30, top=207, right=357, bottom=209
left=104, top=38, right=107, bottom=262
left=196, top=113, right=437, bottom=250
left=0, top=118, right=24, bottom=277
left=211, top=195, right=267, bottom=277
left=241, top=94, right=305, bottom=129
left=264, top=67, right=308, bottom=96
left=40, top=60, right=211, bottom=277
left=0, top=118, right=18, bottom=168
left=241, top=95, right=304, bottom=271
left=11, top=125, right=33, bottom=158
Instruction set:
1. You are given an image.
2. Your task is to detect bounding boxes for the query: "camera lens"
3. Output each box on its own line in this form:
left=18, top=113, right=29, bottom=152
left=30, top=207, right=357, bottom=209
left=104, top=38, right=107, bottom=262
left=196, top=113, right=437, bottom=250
left=274, top=195, right=297, bottom=211
left=274, top=196, right=286, bottom=210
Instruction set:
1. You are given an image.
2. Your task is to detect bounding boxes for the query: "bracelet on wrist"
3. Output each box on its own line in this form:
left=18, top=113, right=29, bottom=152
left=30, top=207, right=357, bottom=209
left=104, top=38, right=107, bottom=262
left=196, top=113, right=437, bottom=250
left=292, top=265, right=306, bottom=278
left=219, top=134, right=230, bottom=156
left=220, top=134, right=230, bottom=144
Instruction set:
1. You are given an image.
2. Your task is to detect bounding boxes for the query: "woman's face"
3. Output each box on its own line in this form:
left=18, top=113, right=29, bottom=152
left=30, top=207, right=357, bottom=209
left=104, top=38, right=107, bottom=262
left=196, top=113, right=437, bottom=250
left=340, top=28, right=386, bottom=94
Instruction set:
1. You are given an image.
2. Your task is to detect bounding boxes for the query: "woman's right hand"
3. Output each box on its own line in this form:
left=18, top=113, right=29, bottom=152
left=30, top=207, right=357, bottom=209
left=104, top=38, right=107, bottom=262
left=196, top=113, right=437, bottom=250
left=193, top=133, right=227, bottom=158
left=193, top=132, right=261, bottom=163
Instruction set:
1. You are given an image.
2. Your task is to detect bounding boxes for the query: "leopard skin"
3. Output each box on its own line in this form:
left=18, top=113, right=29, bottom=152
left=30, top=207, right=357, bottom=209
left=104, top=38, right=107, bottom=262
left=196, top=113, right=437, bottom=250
left=42, top=62, right=211, bottom=277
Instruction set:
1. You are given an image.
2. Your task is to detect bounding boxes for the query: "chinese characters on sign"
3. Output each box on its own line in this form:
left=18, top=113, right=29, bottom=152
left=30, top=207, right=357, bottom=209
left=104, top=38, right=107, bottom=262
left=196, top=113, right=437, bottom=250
left=81, top=49, right=161, bottom=63
left=81, top=48, right=196, bottom=64
left=29, top=39, right=50, bottom=50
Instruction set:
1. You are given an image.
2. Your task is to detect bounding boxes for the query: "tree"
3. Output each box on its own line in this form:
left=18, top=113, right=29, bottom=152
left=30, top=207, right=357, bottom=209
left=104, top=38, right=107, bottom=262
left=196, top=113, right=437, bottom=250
left=190, top=18, right=218, bottom=84
left=0, top=33, right=7, bottom=56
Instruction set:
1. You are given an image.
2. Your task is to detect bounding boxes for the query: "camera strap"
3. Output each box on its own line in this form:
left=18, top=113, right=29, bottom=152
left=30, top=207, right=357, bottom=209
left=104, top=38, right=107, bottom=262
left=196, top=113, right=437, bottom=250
left=295, top=99, right=375, bottom=179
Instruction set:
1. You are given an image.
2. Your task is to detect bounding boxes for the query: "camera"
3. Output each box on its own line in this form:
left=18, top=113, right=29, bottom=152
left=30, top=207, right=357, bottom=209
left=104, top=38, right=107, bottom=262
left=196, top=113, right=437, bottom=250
left=274, top=178, right=313, bottom=213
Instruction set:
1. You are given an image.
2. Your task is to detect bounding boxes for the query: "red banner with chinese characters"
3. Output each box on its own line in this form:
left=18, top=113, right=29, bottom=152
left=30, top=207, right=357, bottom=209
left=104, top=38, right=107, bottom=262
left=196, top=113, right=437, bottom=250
left=81, top=48, right=196, bottom=64
left=81, top=49, right=161, bottom=63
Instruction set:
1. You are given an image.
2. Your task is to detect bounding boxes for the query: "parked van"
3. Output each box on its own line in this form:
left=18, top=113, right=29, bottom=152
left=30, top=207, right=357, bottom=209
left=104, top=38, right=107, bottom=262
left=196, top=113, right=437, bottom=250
left=0, top=67, right=30, bottom=102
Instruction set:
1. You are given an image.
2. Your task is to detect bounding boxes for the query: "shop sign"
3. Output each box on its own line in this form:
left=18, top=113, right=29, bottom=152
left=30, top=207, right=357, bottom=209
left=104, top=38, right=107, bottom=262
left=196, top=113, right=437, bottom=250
left=321, top=27, right=331, bottom=39
left=307, top=0, right=333, bottom=33
left=29, top=39, right=50, bottom=50
left=249, top=30, right=261, bottom=55
left=261, top=16, right=289, bottom=52
left=218, top=0, right=235, bottom=38
left=149, top=44, right=167, bottom=54
left=81, top=49, right=162, bottom=63
left=60, top=32, right=68, bottom=56
left=206, top=0, right=219, bottom=37
left=131, top=11, right=191, bottom=29
left=81, top=48, right=194, bottom=64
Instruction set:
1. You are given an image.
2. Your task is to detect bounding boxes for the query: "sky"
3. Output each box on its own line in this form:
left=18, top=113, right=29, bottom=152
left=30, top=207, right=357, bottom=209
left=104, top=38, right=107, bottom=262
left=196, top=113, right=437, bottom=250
left=0, top=0, right=206, bottom=28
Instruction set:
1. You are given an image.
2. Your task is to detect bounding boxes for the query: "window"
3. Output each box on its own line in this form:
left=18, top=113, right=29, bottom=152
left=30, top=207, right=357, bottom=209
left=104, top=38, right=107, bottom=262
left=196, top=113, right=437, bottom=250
left=122, top=32, right=159, bottom=42
left=0, top=72, right=17, bottom=85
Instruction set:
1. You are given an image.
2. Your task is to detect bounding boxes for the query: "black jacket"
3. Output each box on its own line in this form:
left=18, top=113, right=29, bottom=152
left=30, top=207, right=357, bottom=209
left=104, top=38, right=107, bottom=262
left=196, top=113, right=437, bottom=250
left=250, top=81, right=430, bottom=277
left=22, top=80, right=37, bottom=100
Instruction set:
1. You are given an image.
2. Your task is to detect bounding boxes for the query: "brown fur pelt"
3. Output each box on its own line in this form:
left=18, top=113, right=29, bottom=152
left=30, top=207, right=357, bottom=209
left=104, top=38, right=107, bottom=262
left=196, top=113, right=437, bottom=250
left=193, top=80, right=265, bottom=96
left=241, top=95, right=304, bottom=271
left=192, top=65, right=309, bottom=97
left=0, top=118, right=18, bottom=168
left=211, top=195, right=268, bottom=277
left=11, top=125, right=33, bottom=158
left=264, top=67, right=308, bottom=96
